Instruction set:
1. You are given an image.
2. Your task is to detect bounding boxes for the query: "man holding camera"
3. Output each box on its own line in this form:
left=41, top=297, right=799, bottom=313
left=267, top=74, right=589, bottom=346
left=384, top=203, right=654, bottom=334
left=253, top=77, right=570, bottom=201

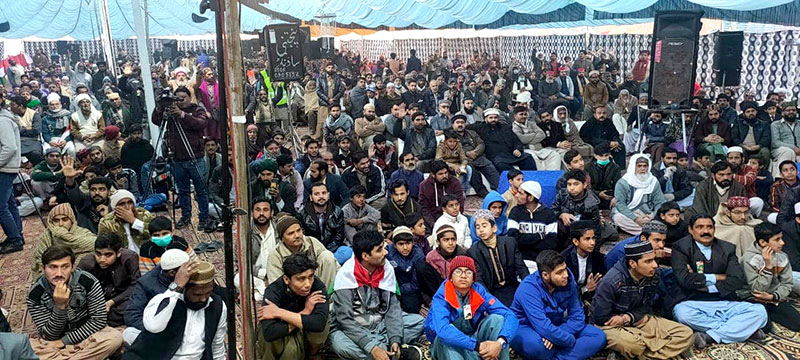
left=152, top=86, right=212, bottom=232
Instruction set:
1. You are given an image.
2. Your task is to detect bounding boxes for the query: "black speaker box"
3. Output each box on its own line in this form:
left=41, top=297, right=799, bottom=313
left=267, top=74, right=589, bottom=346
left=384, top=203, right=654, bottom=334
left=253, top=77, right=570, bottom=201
left=714, top=31, right=744, bottom=87
left=320, top=37, right=334, bottom=59
left=648, top=10, right=704, bottom=109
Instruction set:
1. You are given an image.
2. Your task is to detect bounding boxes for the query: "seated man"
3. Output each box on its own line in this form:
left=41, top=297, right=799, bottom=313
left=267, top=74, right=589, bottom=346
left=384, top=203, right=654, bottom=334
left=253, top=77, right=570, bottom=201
left=342, top=185, right=380, bottom=243
left=380, top=179, right=421, bottom=235
left=470, top=209, right=530, bottom=306
left=425, top=255, right=518, bottom=360
left=401, top=111, right=438, bottom=170
left=27, top=246, right=123, bottom=359
left=512, top=106, right=562, bottom=170
left=652, top=148, right=693, bottom=208
left=726, top=146, right=765, bottom=217
left=771, top=102, right=799, bottom=174
left=690, top=160, right=750, bottom=217
left=768, top=160, right=800, bottom=224
left=580, top=105, right=626, bottom=167
left=251, top=158, right=297, bottom=215
left=266, top=214, right=339, bottom=288
left=714, top=196, right=762, bottom=257
left=612, top=154, right=666, bottom=236
left=420, top=160, right=465, bottom=228
left=126, top=261, right=226, bottom=360
left=341, top=151, right=387, bottom=210
left=605, top=221, right=668, bottom=270
left=389, top=152, right=424, bottom=200
left=508, top=181, right=559, bottom=270
left=585, top=142, right=621, bottom=210
left=387, top=227, right=426, bottom=313
left=31, top=147, right=63, bottom=200
left=63, top=155, right=111, bottom=233
left=98, top=189, right=154, bottom=253
left=369, top=134, right=398, bottom=178
left=258, top=254, right=330, bottom=360
left=467, top=108, right=537, bottom=172
left=641, top=110, right=669, bottom=165
left=329, top=231, right=425, bottom=359
left=691, top=105, right=731, bottom=162
left=731, top=101, right=772, bottom=171
left=33, top=203, right=96, bottom=280
left=139, top=216, right=197, bottom=275
left=591, top=241, right=694, bottom=358
left=105, top=157, right=141, bottom=203
left=510, top=250, right=607, bottom=360
left=77, top=233, right=140, bottom=327
left=560, top=221, right=606, bottom=302
left=742, top=223, right=800, bottom=332
left=298, top=182, right=349, bottom=264
left=452, top=114, right=500, bottom=195
left=303, top=159, right=349, bottom=207
left=670, top=214, right=768, bottom=347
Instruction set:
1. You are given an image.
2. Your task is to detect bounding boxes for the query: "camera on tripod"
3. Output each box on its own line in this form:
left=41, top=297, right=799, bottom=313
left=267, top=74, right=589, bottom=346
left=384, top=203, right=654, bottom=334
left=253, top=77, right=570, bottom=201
left=158, top=87, right=181, bottom=107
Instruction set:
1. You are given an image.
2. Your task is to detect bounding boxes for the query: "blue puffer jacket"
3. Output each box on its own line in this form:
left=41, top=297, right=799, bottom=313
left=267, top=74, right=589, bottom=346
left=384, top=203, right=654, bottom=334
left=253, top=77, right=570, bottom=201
left=469, top=191, right=508, bottom=245
left=387, top=243, right=424, bottom=295
left=510, top=270, right=586, bottom=348
left=424, top=280, right=518, bottom=350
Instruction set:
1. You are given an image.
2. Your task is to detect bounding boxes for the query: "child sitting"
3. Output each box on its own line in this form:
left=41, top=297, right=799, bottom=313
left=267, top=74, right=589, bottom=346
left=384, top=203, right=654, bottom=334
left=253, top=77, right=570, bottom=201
left=432, top=194, right=471, bottom=249
left=342, top=185, right=380, bottom=243
left=559, top=220, right=606, bottom=303
left=556, top=149, right=592, bottom=190
left=502, top=169, right=523, bottom=215
left=552, top=169, right=616, bottom=249
left=405, top=212, right=433, bottom=255
left=749, top=156, right=773, bottom=204
left=138, top=216, right=197, bottom=275
left=386, top=226, right=426, bottom=314
left=436, top=129, right=471, bottom=193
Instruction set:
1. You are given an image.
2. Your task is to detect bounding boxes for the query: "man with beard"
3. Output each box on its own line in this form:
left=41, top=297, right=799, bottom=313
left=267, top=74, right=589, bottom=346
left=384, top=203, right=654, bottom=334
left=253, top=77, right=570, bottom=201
left=342, top=151, right=386, bottom=210
left=234, top=198, right=279, bottom=301
left=42, top=94, right=73, bottom=155
left=126, top=261, right=227, bottom=360
left=455, top=98, right=482, bottom=125
left=422, top=80, right=443, bottom=116
left=731, top=101, right=772, bottom=168
left=582, top=71, right=609, bottom=122
left=554, top=66, right=580, bottom=115
left=251, top=158, right=297, bottom=215
left=690, top=160, right=749, bottom=217
left=353, top=103, right=384, bottom=147
left=716, top=94, right=739, bottom=125
left=276, top=154, right=304, bottom=212
left=194, top=68, right=222, bottom=140
left=101, top=92, right=135, bottom=136
left=591, top=241, right=695, bottom=358
left=28, top=246, right=123, bottom=359
left=98, top=189, right=154, bottom=253
left=451, top=114, right=499, bottom=194
left=651, top=148, right=693, bottom=207
left=420, top=160, right=466, bottom=228
left=267, top=212, right=339, bottom=288
left=324, top=103, right=355, bottom=148
left=251, top=88, right=274, bottom=127
left=512, top=106, right=562, bottom=170
left=316, top=62, right=344, bottom=127
left=467, top=109, right=537, bottom=172
left=580, top=106, right=626, bottom=167
left=429, top=99, right=453, bottom=136
left=692, top=105, right=731, bottom=162
left=303, top=159, right=349, bottom=207
left=31, top=148, right=64, bottom=200
left=381, top=179, right=421, bottom=234
left=120, top=124, right=154, bottom=176
left=368, top=134, right=397, bottom=178
left=726, top=147, right=764, bottom=216
left=401, top=112, right=437, bottom=171
left=298, top=182, right=349, bottom=264
left=389, top=153, right=424, bottom=200
left=537, top=71, right=563, bottom=110
left=770, top=102, right=799, bottom=173
left=168, top=67, right=195, bottom=102
left=63, top=156, right=112, bottom=233
left=612, top=154, right=667, bottom=236
left=8, top=96, right=44, bottom=165
left=349, top=77, right=368, bottom=120
left=402, top=78, right=425, bottom=110
left=105, top=157, right=141, bottom=202
left=669, top=214, right=768, bottom=348
left=329, top=231, right=425, bottom=359
left=91, top=61, right=115, bottom=94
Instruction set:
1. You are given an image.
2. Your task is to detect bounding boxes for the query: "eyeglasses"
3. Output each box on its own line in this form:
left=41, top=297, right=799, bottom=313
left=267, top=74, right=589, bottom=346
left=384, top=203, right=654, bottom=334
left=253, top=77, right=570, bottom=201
left=452, top=269, right=474, bottom=277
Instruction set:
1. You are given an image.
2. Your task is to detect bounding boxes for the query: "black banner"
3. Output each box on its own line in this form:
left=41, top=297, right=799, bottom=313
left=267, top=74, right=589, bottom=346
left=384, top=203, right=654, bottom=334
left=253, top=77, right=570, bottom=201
left=264, top=24, right=305, bottom=82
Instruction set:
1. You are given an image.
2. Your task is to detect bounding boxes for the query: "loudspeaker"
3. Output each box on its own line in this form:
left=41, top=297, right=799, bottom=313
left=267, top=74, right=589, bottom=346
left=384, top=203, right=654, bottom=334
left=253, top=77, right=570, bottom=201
left=56, top=41, right=69, bottom=55
left=308, top=39, right=322, bottom=60
left=161, top=39, right=179, bottom=61
left=320, top=37, right=334, bottom=59
left=648, top=10, right=704, bottom=109
left=714, top=31, right=744, bottom=87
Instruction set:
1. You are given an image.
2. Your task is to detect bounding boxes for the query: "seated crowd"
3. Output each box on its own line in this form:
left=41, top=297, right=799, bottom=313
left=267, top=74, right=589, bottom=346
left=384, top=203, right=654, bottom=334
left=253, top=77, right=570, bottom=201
left=0, top=46, right=799, bottom=360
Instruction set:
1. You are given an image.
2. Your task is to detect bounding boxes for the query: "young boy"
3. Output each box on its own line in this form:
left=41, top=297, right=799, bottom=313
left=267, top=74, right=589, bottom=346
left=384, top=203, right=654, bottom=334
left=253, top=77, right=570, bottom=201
left=657, top=201, right=686, bottom=248
left=387, top=226, right=426, bottom=314
left=584, top=142, right=621, bottom=210
left=77, top=232, right=140, bottom=327
left=138, top=216, right=197, bottom=275
left=342, top=185, right=380, bottom=243
left=436, top=129, right=471, bottom=193
left=406, top=212, right=433, bottom=255
left=556, top=149, right=592, bottom=190
left=741, top=223, right=800, bottom=331
left=769, top=161, right=800, bottom=224
left=676, top=152, right=690, bottom=169
left=559, top=221, right=606, bottom=302
left=503, top=169, right=523, bottom=215
left=749, top=156, right=774, bottom=204
left=432, top=194, right=471, bottom=249
left=687, top=148, right=711, bottom=186
left=551, top=169, right=608, bottom=250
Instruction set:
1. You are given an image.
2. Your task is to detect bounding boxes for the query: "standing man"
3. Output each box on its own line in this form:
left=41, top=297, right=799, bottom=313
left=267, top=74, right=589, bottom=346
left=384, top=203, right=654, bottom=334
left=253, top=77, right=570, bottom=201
left=0, top=104, right=23, bottom=254
left=316, top=62, right=344, bottom=131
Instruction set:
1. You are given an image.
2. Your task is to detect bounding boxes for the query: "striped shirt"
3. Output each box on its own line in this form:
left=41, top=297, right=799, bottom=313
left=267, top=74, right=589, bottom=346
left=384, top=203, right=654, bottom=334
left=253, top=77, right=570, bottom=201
left=27, top=269, right=107, bottom=345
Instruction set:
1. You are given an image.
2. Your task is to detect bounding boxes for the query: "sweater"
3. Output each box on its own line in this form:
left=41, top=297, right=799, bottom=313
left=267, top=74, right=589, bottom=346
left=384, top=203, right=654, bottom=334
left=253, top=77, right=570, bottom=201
left=419, top=176, right=465, bottom=228
left=507, top=204, right=558, bottom=261
left=741, top=243, right=793, bottom=303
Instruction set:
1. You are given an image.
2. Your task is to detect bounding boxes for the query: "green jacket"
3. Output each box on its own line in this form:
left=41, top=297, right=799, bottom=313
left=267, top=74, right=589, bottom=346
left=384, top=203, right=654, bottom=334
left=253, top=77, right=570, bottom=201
left=97, top=208, right=154, bottom=248
left=31, top=160, right=63, bottom=182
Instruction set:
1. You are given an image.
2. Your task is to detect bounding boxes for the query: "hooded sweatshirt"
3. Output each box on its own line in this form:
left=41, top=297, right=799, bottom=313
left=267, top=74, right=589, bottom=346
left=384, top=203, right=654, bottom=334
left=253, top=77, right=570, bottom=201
left=469, top=191, right=508, bottom=245
left=32, top=204, right=96, bottom=279
left=0, top=109, right=20, bottom=174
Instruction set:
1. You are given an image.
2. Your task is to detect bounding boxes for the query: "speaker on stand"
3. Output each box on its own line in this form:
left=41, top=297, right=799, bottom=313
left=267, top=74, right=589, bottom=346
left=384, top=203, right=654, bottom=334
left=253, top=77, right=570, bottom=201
left=320, top=37, right=334, bottom=59
left=714, top=31, right=744, bottom=88
left=647, top=10, right=704, bottom=109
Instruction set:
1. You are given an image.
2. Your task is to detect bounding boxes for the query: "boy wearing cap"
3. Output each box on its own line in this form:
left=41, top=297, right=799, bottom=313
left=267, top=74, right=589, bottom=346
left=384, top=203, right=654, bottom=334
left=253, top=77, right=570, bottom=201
left=98, top=189, right=153, bottom=254
left=470, top=209, right=530, bottom=306
left=585, top=141, right=622, bottom=210
left=329, top=231, right=425, bottom=359
left=424, top=255, right=518, bottom=360
left=419, top=224, right=470, bottom=297
left=387, top=226, right=426, bottom=313
left=127, top=261, right=226, bottom=359
left=508, top=180, right=558, bottom=271
left=591, top=241, right=695, bottom=358
left=742, top=223, right=800, bottom=332
left=266, top=214, right=339, bottom=288
left=714, top=196, right=763, bottom=257
left=28, top=246, right=123, bottom=359
left=510, top=250, right=607, bottom=360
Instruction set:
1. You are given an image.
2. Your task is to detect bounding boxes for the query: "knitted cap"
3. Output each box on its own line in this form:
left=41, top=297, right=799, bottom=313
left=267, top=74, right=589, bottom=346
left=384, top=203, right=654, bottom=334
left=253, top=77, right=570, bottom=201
left=392, top=226, right=413, bottom=239
left=782, top=101, right=798, bottom=111
left=726, top=196, right=750, bottom=209
left=436, top=224, right=457, bottom=240
left=110, top=189, right=136, bottom=209
left=642, top=221, right=668, bottom=234
left=45, top=147, right=61, bottom=156
left=48, top=203, right=75, bottom=224
left=520, top=181, right=542, bottom=200
left=448, top=255, right=476, bottom=279
left=275, top=213, right=301, bottom=238
left=104, top=125, right=120, bottom=140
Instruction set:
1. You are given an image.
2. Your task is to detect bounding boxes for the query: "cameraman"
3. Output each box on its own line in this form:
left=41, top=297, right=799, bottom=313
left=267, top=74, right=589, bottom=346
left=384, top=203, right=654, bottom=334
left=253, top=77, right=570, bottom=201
left=151, top=86, right=213, bottom=232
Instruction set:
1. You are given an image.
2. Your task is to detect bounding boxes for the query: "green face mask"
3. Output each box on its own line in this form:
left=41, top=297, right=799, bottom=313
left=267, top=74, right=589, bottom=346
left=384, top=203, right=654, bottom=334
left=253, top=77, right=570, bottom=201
left=152, top=234, right=173, bottom=247
left=597, top=158, right=611, bottom=166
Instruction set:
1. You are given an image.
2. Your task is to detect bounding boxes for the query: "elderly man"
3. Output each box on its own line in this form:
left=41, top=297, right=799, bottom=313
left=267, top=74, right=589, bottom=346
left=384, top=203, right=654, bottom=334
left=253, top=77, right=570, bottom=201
left=582, top=70, right=610, bottom=121
left=102, top=92, right=134, bottom=136
left=429, top=99, right=453, bottom=136
left=511, top=106, right=562, bottom=170
left=353, top=103, right=385, bottom=148
left=670, top=214, right=768, bottom=348
left=467, top=108, right=537, bottom=172
left=770, top=102, right=799, bottom=176
left=612, top=154, right=666, bottom=235
left=714, top=196, right=763, bottom=258
left=70, top=93, right=105, bottom=150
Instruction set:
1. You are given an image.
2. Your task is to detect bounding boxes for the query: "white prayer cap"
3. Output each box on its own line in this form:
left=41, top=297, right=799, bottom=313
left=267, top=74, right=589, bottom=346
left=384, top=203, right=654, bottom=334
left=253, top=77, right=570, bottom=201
left=46, top=93, right=61, bottom=104
left=727, top=146, right=744, bottom=155
left=483, top=108, right=501, bottom=118
left=520, top=181, right=542, bottom=200
left=160, top=249, right=190, bottom=270
left=794, top=202, right=800, bottom=215
left=74, top=93, right=91, bottom=104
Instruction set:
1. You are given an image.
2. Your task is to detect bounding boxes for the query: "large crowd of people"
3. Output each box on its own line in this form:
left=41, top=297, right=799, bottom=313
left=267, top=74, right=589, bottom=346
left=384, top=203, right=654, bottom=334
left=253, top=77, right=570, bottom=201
left=0, top=44, right=798, bottom=359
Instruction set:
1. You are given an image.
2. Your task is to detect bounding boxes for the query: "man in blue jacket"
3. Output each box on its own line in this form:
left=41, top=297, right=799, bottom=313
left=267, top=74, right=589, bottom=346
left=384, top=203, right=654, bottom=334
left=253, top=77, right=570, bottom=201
left=510, top=250, right=606, bottom=360
left=425, top=255, right=517, bottom=360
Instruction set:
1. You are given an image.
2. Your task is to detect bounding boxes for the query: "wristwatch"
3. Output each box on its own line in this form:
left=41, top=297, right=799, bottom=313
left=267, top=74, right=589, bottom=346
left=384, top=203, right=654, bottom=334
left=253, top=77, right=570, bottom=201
left=168, top=282, right=184, bottom=293
left=498, top=337, right=508, bottom=349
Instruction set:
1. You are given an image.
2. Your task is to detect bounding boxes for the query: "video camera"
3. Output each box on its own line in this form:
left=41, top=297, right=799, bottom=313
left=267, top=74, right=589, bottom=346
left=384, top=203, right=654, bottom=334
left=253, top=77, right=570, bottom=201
left=157, top=87, right=181, bottom=107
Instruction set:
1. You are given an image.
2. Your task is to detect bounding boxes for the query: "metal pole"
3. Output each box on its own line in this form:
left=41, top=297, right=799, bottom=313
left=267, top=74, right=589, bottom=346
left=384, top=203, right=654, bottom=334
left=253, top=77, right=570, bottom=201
left=220, top=0, right=256, bottom=358
left=129, top=0, right=158, bottom=146
left=98, top=0, right=117, bottom=78
left=681, top=113, right=687, bottom=153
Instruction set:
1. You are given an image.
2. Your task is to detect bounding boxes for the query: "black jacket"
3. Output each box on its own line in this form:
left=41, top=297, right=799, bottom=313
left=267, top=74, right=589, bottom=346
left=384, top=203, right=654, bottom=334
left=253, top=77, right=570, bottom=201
left=303, top=173, right=350, bottom=208
left=65, top=181, right=106, bottom=233
left=151, top=103, right=209, bottom=161
left=731, top=116, right=771, bottom=149
left=260, top=277, right=329, bottom=341
left=341, top=165, right=386, bottom=204
left=406, top=56, right=422, bottom=73
left=298, top=202, right=346, bottom=251
left=402, top=90, right=425, bottom=109
left=551, top=189, right=602, bottom=230
left=579, top=117, right=619, bottom=147
left=316, top=73, right=344, bottom=107
left=466, top=122, right=524, bottom=162
left=250, top=178, right=297, bottom=215
left=467, top=236, right=529, bottom=306
left=781, top=220, right=800, bottom=272
left=651, top=163, right=693, bottom=202
left=124, top=265, right=171, bottom=331
left=585, top=161, right=622, bottom=195
left=561, top=246, right=606, bottom=293
left=590, top=260, right=659, bottom=326
left=668, top=235, right=746, bottom=309
left=539, top=120, right=567, bottom=148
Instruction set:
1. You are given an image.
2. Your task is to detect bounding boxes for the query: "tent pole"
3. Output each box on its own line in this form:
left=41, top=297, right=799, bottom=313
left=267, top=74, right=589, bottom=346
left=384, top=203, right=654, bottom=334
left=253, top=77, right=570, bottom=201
left=98, top=0, right=117, bottom=78
left=129, top=0, right=158, bottom=146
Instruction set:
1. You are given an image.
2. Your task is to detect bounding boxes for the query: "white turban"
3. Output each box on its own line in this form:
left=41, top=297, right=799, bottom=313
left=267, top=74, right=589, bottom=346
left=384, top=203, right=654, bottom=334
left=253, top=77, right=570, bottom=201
left=74, top=93, right=92, bottom=104
left=46, top=93, right=61, bottom=104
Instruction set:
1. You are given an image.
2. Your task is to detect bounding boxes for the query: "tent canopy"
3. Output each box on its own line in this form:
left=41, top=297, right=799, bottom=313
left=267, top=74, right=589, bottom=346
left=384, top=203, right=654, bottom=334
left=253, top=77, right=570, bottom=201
left=1, top=0, right=798, bottom=40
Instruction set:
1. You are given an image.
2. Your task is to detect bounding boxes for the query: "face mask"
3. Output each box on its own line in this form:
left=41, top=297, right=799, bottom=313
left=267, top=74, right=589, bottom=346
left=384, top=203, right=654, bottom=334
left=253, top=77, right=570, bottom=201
left=597, top=159, right=610, bottom=166
left=152, top=234, right=173, bottom=247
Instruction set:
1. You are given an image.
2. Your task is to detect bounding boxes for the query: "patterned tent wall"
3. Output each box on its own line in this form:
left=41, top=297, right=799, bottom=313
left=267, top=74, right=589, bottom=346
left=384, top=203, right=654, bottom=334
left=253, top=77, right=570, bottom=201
left=742, top=31, right=800, bottom=102
left=22, top=39, right=218, bottom=63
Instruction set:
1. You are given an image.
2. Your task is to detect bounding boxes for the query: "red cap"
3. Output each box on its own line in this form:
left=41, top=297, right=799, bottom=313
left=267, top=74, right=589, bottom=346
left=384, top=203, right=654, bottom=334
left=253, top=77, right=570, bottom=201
left=558, top=65, right=568, bottom=72
left=449, top=256, right=477, bottom=279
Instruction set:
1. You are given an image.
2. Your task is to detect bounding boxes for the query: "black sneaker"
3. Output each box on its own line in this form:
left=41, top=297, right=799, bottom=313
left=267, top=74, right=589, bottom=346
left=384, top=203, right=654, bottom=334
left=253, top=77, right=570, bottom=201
left=175, top=217, right=191, bottom=229
left=202, top=220, right=216, bottom=233
left=750, top=329, right=767, bottom=342
left=0, top=242, right=24, bottom=255
left=399, top=345, right=422, bottom=360
left=193, top=242, right=209, bottom=254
